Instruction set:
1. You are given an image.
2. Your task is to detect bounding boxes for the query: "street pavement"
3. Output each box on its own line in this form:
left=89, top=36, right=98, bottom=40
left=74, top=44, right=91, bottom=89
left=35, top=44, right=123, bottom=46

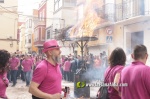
left=6, top=80, right=100, bottom=99
left=62, top=80, right=99, bottom=98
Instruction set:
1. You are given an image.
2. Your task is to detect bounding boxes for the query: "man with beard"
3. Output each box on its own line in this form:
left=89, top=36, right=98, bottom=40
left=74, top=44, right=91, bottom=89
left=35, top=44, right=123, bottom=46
left=29, top=39, right=62, bottom=99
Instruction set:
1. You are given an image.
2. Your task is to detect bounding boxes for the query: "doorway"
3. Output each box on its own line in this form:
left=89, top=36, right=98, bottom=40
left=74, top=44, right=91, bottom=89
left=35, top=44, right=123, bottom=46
left=131, top=31, right=144, bottom=51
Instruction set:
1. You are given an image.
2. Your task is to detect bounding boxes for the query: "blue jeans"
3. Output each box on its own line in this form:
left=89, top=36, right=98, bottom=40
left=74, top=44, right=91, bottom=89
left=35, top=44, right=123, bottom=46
left=24, top=71, right=31, bottom=86
left=11, top=70, right=18, bottom=85
left=7, top=71, right=11, bottom=82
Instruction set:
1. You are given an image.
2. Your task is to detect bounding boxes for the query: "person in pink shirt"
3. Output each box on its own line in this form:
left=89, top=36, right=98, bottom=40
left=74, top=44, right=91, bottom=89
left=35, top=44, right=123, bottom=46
left=22, top=55, right=33, bottom=86
left=34, top=55, right=42, bottom=70
left=0, top=50, right=11, bottom=99
left=9, top=54, right=20, bottom=87
left=63, top=58, right=71, bottom=81
left=29, top=39, right=64, bottom=99
left=120, top=44, right=150, bottom=99
left=102, top=47, right=126, bottom=99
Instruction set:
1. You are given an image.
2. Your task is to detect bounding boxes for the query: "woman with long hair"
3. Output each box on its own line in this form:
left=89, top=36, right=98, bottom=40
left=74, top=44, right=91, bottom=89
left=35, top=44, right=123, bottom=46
left=104, top=47, right=126, bottom=99
left=0, top=50, right=10, bottom=99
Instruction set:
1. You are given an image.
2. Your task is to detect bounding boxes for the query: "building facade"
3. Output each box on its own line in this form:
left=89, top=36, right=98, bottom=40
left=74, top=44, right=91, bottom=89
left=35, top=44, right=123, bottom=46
left=19, top=23, right=27, bottom=54
left=25, top=18, right=32, bottom=53
left=0, top=0, right=18, bottom=53
left=33, top=0, right=46, bottom=54
left=91, top=0, right=150, bottom=65
left=51, top=0, right=77, bottom=55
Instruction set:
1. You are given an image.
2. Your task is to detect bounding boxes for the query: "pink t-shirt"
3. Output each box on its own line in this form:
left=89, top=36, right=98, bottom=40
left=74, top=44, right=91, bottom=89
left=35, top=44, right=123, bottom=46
left=9, top=58, right=19, bottom=70
left=105, top=65, right=124, bottom=99
left=63, top=61, right=71, bottom=71
left=0, top=73, right=9, bottom=98
left=31, top=57, right=35, bottom=64
left=35, top=60, right=42, bottom=66
left=22, top=59, right=33, bottom=72
left=120, top=61, right=150, bottom=99
left=32, top=60, right=62, bottom=94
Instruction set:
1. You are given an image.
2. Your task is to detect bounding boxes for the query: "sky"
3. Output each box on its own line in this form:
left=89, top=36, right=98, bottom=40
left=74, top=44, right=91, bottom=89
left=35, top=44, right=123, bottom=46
left=18, top=0, right=42, bottom=15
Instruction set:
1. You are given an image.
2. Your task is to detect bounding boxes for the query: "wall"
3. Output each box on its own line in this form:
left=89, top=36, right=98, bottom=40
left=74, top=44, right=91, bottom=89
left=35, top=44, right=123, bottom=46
left=31, top=33, right=38, bottom=53
left=62, top=8, right=76, bottom=26
left=123, top=21, right=150, bottom=65
left=19, top=24, right=26, bottom=54
left=46, top=0, right=54, bottom=28
left=0, top=0, right=18, bottom=52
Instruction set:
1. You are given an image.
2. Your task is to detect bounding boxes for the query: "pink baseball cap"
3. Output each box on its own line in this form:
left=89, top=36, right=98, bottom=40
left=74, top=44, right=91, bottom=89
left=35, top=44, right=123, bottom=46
left=42, top=39, right=61, bottom=53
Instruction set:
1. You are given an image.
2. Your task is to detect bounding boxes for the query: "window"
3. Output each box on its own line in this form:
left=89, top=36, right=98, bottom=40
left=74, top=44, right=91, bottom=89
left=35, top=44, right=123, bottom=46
left=26, top=20, right=28, bottom=28
left=42, top=9, right=45, bottom=21
left=145, top=0, right=150, bottom=15
left=64, top=0, right=76, bottom=7
left=104, top=0, right=115, bottom=21
left=35, top=28, right=39, bottom=41
left=78, top=4, right=84, bottom=20
left=29, top=19, right=32, bottom=28
left=28, top=34, right=31, bottom=43
left=0, top=0, right=4, bottom=3
left=41, top=27, right=45, bottom=41
left=47, top=30, right=50, bottom=39
left=39, top=12, right=42, bottom=21
left=59, top=0, right=62, bottom=7
left=123, top=0, right=133, bottom=19
left=54, top=0, right=63, bottom=11
left=26, top=36, right=28, bottom=43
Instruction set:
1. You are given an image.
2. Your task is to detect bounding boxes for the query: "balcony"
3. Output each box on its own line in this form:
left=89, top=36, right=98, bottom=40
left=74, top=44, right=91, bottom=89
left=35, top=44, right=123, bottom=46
left=95, top=3, right=115, bottom=22
left=115, top=0, right=150, bottom=25
left=34, top=20, right=46, bottom=28
left=34, top=40, right=44, bottom=47
left=94, top=3, right=115, bottom=29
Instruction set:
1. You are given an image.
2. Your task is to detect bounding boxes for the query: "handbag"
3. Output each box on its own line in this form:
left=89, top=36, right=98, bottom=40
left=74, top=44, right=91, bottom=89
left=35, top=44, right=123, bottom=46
left=96, top=68, right=113, bottom=99
left=32, top=95, right=43, bottom=99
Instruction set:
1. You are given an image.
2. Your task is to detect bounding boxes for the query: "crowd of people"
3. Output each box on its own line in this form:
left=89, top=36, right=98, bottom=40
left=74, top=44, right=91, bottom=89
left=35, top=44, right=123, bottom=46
left=0, top=39, right=150, bottom=99
left=7, top=54, right=44, bottom=87
left=60, top=51, right=108, bottom=82
left=100, top=45, right=150, bottom=99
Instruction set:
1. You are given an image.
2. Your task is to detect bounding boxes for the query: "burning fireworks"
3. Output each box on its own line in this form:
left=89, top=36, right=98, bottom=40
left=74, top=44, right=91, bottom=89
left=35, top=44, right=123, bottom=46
left=69, top=0, right=103, bottom=38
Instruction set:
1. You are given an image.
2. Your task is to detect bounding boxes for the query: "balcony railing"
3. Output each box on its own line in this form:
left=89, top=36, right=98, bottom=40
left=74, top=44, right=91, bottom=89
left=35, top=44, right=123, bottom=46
left=96, top=3, right=115, bottom=22
left=116, top=0, right=150, bottom=22
left=34, top=20, right=45, bottom=28
left=103, top=3, right=115, bottom=22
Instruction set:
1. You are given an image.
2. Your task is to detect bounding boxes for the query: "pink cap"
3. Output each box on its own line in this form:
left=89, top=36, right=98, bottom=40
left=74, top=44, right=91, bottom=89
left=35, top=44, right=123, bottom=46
left=42, top=39, right=61, bottom=53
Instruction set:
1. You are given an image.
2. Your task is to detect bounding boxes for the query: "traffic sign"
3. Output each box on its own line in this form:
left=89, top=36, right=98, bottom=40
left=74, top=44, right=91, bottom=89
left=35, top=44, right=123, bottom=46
left=106, top=36, right=113, bottom=43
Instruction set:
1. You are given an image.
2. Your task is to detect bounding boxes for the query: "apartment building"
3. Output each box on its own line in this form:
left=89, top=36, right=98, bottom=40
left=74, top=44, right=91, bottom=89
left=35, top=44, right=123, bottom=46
left=33, top=0, right=46, bottom=54
left=91, top=0, right=150, bottom=64
left=46, top=0, right=77, bottom=55
left=0, top=0, right=18, bottom=53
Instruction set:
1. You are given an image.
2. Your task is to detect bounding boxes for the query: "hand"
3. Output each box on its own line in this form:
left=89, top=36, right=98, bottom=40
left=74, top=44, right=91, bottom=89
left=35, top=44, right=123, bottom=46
left=51, top=93, right=61, bottom=99
left=15, top=66, right=18, bottom=69
left=62, top=88, right=65, bottom=93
